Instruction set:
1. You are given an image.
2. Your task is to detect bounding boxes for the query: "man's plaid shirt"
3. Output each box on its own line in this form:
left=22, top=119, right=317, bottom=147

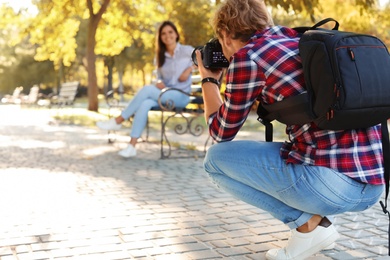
left=208, top=26, right=384, bottom=185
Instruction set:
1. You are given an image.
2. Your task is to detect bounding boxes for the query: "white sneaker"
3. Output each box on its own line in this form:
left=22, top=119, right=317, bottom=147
left=96, top=118, right=122, bottom=131
left=118, top=144, right=137, bottom=158
left=266, top=218, right=340, bottom=260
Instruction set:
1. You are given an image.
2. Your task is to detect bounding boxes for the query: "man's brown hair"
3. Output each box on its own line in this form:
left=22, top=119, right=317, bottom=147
left=211, top=0, right=274, bottom=42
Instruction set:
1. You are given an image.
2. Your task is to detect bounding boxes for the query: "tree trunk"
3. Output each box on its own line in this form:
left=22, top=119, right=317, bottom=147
left=86, top=23, right=98, bottom=111
left=86, top=0, right=110, bottom=112
left=118, top=70, right=124, bottom=102
left=142, top=69, right=146, bottom=86
left=105, top=56, right=114, bottom=96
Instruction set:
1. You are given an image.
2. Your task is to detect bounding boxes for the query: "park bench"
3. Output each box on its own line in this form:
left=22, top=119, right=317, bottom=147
left=48, top=81, right=80, bottom=108
left=21, top=85, right=40, bottom=106
left=105, top=75, right=211, bottom=159
left=1, top=86, right=24, bottom=104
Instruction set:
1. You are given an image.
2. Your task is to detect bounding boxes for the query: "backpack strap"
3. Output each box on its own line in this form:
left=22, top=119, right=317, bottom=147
left=379, top=120, right=390, bottom=255
left=256, top=92, right=313, bottom=142
left=293, top=18, right=339, bottom=34
left=257, top=104, right=274, bottom=142
left=310, top=18, right=339, bottom=30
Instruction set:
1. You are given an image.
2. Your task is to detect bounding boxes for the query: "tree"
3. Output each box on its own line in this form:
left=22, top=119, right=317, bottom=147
left=86, top=0, right=110, bottom=111
left=0, top=5, right=56, bottom=94
left=5, top=0, right=383, bottom=111
left=27, top=0, right=160, bottom=112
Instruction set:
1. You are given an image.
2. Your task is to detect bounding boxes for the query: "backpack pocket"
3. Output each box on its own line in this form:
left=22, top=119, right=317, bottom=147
left=332, top=36, right=390, bottom=129
left=336, top=36, right=390, bottom=110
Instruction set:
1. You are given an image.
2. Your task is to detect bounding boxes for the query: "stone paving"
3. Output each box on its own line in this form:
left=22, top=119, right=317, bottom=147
left=0, top=104, right=389, bottom=260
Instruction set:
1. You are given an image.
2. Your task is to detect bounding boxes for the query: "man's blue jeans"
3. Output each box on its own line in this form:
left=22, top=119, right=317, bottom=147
left=203, top=140, right=384, bottom=229
left=121, top=85, right=189, bottom=138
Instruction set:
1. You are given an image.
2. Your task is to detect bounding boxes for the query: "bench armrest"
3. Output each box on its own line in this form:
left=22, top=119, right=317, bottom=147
left=105, top=90, right=118, bottom=107
left=105, top=89, right=125, bottom=107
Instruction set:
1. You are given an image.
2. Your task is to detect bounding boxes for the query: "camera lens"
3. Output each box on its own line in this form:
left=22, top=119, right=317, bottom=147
left=191, top=46, right=204, bottom=67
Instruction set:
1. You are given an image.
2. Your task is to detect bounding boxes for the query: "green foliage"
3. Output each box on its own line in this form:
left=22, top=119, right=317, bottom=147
left=266, top=0, right=376, bottom=21
left=267, top=0, right=321, bottom=21
left=28, top=0, right=82, bottom=70
left=271, top=0, right=390, bottom=48
left=0, top=5, right=56, bottom=94
left=315, top=0, right=390, bottom=47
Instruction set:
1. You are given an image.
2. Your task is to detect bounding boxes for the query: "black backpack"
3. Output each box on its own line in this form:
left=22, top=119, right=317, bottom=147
left=256, top=18, right=390, bottom=254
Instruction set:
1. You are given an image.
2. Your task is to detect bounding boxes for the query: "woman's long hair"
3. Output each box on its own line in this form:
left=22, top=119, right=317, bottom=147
left=156, top=21, right=180, bottom=68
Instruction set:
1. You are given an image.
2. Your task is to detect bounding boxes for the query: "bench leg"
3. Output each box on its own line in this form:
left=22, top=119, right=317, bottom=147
left=159, top=111, right=207, bottom=159
left=160, top=111, right=173, bottom=159
left=146, top=117, right=149, bottom=142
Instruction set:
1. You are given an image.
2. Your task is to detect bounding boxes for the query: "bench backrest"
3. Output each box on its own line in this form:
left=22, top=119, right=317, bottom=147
left=12, top=86, right=24, bottom=98
left=58, top=81, right=79, bottom=104
left=25, top=85, right=40, bottom=104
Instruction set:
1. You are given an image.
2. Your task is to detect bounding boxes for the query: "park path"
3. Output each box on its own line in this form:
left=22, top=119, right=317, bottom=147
left=0, top=104, right=388, bottom=259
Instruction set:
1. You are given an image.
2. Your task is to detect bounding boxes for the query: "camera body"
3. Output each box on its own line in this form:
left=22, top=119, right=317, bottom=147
left=192, top=38, right=229, bottom=69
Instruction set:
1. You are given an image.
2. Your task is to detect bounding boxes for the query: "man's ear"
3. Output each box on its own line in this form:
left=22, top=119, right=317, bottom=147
left=220, top=31, right=232, bottom=47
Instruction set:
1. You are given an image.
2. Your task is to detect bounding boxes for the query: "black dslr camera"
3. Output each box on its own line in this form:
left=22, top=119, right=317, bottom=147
left=192, top=38, right=229, bottom=69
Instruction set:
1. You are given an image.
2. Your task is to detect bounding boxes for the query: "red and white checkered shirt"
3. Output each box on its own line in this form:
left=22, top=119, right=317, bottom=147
left=208, top=26, right=384, bottom=185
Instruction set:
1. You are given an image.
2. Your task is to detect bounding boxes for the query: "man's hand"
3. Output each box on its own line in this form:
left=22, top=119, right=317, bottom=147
left=195, top=50, right=224, bottom=122
left=195, top=50, right=223, bottom=80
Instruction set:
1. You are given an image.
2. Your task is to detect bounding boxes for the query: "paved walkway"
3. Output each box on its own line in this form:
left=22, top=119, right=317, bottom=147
left=0, top=105, right=388, bottom=260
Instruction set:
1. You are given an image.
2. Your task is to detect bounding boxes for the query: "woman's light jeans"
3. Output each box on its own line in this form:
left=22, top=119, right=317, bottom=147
left=203, top=140, right=384, bottom=229
left=121, top=85, right=190, bottom=138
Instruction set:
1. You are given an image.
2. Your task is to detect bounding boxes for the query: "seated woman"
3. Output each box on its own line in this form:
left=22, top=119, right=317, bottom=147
left=96, top=21, right=194, bottom=158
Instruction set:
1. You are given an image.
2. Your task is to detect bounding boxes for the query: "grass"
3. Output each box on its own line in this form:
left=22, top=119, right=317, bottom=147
left=48, top=108, right=108, bottom=126
left=29, top=98, right=287, bottom=142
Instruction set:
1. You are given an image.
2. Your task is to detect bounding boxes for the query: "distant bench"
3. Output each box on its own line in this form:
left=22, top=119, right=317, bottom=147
left=105, top=75, right=211, bottom=159
left=1, top=86, right=24, bottom=104
left=48, top=81, right=80, bottom=108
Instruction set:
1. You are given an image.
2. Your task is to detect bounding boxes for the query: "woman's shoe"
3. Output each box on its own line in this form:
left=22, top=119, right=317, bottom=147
left=265, top=217, right=339, bottom=260
left=96, top=118, right=122, bottom=131
left=118, top=144, right=137, bottom=158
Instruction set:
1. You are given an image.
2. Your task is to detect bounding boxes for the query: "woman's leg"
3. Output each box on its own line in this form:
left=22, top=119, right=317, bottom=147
left=159, top=90, right=190, bottom=108
left=130, top=99, right=158, bottom=140
left=129, top=89, right=190, bottom=141
left=99, top=86, right=190, bottom=133
left=121, top=85, right=190, bottom=120
left=120, top=85, right=161, bottom=120
left=204, top=140, right=383, bottom=229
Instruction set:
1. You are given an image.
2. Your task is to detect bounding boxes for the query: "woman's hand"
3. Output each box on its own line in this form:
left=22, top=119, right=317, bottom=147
left=156, top=80, right=166, bottom=89
left=178, top=65, right=195, bottom=82
left=195, top=50, right=223, bottom=80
